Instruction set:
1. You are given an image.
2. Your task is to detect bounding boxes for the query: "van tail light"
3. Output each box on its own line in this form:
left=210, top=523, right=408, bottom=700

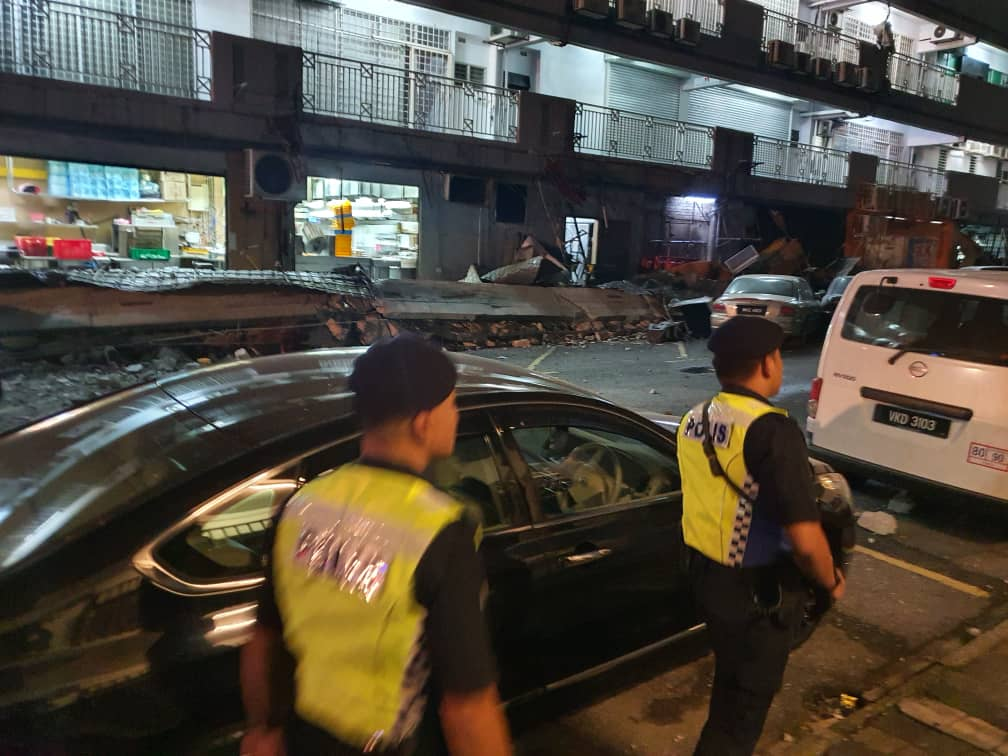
left=928, top=276, right=957, bottom=290
left=712, top=302, right=727, bottom=313
left=808, top=377, right=823, bottom=419
left=780, top=305, right=795, bottom=316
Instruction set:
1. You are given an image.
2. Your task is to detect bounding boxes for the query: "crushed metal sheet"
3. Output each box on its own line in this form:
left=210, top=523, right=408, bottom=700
left=0, top=268, right=377, bottom=300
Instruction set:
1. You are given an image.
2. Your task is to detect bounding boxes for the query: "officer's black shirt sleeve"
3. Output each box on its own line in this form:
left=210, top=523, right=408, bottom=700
left=414, top=519, right=498, bottom=694
left=743, top=411, right=820, bottom=527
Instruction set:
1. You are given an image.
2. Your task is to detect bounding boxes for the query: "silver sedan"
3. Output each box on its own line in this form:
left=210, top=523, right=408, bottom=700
left=710, top=274, right=823, bottom=342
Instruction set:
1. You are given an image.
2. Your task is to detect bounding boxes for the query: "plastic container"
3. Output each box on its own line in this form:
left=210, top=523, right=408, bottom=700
left=53, top=239, right=93, bottom=260
left=129, top=247, right=171, bottom=260
left=15, top=236, right=47, bottom=257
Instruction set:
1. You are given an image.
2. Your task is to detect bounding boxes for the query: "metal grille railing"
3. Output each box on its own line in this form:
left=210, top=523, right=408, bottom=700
left=646, top=0, right=724, bottom=38
left=761, top=10, right=860, bottom=65
left=752, top=136, right=850, bottom=187
left=573, top=103, right=714, bottom=169
left=0, top=0, right=211, bottom=100
left=302, top=51, right=520, bottom=142
left=876, top=159, right=949, bottom=195
left=887, top=52, right=959, bottom=105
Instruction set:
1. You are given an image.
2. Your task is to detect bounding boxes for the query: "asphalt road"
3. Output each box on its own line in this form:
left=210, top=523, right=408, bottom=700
left=477, top=338, right=1008, bottom=755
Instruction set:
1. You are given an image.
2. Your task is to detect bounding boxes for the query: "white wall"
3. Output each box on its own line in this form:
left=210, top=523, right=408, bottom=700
left=194, top=0, right=252, bottom=37
left=536, top=44, right=607, bottom=106
left=340, top=0, right=492, bottom=38
left=964, top=42, right=1008, bottom=73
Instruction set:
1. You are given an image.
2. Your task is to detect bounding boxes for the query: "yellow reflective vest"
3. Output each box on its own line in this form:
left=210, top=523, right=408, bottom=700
left=272, top=463, right=466, bottom=751
left=677, top=391, right=788, bottom=567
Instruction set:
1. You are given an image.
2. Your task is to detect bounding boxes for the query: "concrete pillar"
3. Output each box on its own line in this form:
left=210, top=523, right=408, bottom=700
left=225, top=151, right=294, bottom=270
left=518, top=91, right=577, bottom=155
left=720, top=0, right=766, bottom=67
left=956, top=76, right=1008, bottom=135
left=847, top=152, right=879, bottom=203
left=946, top=171, right=1000, bottom=216
left=211, top=33, right=302, bottom=115
left=711, top=127, right=756, bottom=195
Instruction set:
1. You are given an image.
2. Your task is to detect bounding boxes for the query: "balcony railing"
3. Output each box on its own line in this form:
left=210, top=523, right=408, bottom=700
left=752, top=137, right=850, bottom=187
left=573, top=103, right=714, bottom=169
left=0, top=0, right=211, bottom=100
left=761, top=10, right=860, bottom=65
left=887, top=52, right=959, bottom=105
left=876, top=159, right=949, bottom=195
left=647, top=0, right=724, bottom=38
left=302, top=52, right=519, bottom=143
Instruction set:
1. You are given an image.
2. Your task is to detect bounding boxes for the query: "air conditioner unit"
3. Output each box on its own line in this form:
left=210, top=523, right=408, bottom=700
left=675, top=17, right=701, bottom=46
left=919, top=25, right=968, bottom=49
left=826, top=11, right=843, bottom=32
left=767, top=40, right=796, bottom=69
left=964, top=140, right=995, bottom=156
left=647, top=8, right=674, bottom=38
left=615, top=0, right=646, bottom=29
left=857, top=65, right=880, bottom=92
left=488, top=26, right=531, bottom=44
left=834, top=61, right=858, bottom=87
left=812, top=57, right=833, bottom=80
left=245, top=150, right=305, bottom=201
left=573, top=0, right=609, bottom=20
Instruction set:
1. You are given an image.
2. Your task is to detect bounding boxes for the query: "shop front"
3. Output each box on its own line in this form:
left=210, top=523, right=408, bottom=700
left=295, top=176, right=420, bottom=279
left=0, top=155, right=226, bottom=269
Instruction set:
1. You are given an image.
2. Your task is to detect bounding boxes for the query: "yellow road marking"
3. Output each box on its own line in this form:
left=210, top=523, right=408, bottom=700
left=853, top=545, right=990, bottom=599
left=527, top=346, right=556, bottom=373
left=677, top=342, right=688, bottom=358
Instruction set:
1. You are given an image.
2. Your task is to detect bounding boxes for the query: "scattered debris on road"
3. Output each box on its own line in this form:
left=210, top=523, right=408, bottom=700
left=888, top=491, right=917, bottom=514
left=858, top=510, right=899, bottom=535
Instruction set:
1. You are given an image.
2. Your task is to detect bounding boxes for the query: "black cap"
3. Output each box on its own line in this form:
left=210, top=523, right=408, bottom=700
left=707, top=316, right=785, bottom=359
left=348, top=334, right=457, bottom=426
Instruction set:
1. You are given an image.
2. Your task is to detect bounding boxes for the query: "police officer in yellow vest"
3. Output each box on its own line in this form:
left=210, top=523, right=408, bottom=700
left=240, top=334, right=513, bottom=756
left=678, top=317, right=846, bottom=756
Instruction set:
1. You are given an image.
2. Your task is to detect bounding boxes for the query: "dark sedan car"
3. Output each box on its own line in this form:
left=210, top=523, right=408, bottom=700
left=0, top=350, right=850, bottom=752
left=820, top=275, right=854, bottom=320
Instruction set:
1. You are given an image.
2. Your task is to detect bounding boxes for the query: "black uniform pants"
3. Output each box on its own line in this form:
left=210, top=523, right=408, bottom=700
left=690, top=551, right=806, bottom=756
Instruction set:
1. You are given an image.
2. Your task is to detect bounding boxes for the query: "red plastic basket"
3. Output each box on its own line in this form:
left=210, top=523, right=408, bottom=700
left=15, top=236, right=47, bottom=257
left=53, top=239, right=93, bottom=260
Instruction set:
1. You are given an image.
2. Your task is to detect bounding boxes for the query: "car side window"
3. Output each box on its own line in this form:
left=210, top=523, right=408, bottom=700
left=155, top=478, right=298, bottom=582
left=427, top=432, right=519, bottom=531
left=505, top=410, right=680, bottom=519
left=154, top=417, right=523, bottom=585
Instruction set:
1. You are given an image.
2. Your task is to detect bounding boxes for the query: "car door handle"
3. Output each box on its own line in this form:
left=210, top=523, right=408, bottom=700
left=563, top=548, right=612, bottom=566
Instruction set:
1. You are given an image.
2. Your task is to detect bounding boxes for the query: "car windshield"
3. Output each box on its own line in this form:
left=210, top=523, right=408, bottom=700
left=724, top=277, right=796, bottom=297
left=825, top=276, right=852, bottom=298
left=842, top=285, right=1008, bottom=368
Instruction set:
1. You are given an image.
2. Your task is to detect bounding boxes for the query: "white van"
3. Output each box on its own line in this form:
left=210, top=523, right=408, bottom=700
left=807, top=269, right=1008, bottom=505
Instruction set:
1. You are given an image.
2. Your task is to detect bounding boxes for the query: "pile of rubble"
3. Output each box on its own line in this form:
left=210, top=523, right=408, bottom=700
left=0, top=346, right=197, bottom=434
left=395, top=316, right=660, bottom=350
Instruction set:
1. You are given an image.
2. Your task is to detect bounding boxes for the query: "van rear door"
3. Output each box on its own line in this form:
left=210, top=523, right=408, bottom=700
left=811, top=273, right=1008, bottom=502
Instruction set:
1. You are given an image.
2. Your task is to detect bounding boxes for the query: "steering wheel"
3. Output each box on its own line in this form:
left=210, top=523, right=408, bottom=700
left=559, top=443, right=624, bottom=507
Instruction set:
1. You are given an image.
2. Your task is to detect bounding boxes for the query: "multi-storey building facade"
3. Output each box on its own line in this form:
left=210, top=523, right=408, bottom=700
left=1, top=0, right=1006, bottom=280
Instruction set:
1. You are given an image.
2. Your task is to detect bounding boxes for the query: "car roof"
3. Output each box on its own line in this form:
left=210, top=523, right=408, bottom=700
left=0, top=349, right=600, bottom=574
left=849, top=268, right=1008, bottom=295
left=733, top=274, right=801, bottom=281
